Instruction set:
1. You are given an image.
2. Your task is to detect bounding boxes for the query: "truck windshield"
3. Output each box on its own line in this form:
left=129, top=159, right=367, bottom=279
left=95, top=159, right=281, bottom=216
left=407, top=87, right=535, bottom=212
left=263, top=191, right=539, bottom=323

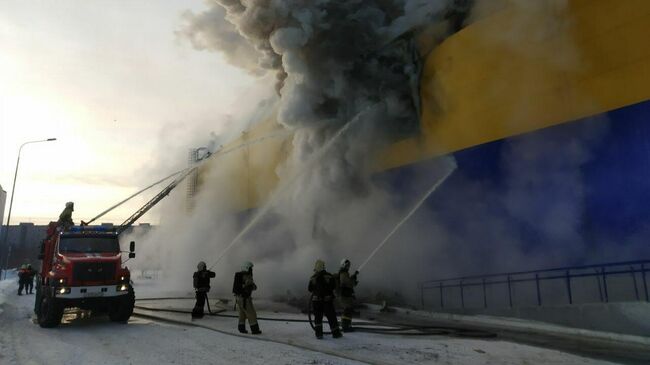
left=58, top=236, right=120, bottom=254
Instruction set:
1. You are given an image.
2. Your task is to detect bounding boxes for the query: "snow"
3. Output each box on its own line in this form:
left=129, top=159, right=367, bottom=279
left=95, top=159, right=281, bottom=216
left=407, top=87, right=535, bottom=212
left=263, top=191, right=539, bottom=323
left=134, top=298, right=618, bottom=365
left=0, top=279, right=621, bottom=365
left=0, top=270, right=18, bottom=315
left=0, top=279, right=362, bottom=365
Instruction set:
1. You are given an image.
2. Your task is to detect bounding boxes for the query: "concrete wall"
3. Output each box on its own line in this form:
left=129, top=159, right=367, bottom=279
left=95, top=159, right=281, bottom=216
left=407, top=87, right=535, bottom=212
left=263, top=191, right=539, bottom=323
left=434, top=302, right=650, bottom=337
left=421, top=264, right=650, bottom=336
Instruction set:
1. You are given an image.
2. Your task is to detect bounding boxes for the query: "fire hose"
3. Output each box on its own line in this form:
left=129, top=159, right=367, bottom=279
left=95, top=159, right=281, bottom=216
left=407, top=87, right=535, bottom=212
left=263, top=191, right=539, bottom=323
left=305, top=294, right=495, bottom=338
left=134, top=296, right=496, bottom=338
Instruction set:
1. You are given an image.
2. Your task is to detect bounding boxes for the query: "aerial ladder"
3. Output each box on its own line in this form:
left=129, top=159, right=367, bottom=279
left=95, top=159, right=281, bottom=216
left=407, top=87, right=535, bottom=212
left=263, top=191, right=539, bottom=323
left=79, top=166, right=197, bottom=235
left=85, top=128, right=292, bottom=235
left=115, top=167, right=197, bottom=234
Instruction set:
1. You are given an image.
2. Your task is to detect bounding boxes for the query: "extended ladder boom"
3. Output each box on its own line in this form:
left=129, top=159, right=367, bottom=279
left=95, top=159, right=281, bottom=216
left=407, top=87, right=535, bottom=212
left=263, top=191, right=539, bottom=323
left=116, top=168, right=196, bottom=235
left=91, top=129, right=292, bottom=236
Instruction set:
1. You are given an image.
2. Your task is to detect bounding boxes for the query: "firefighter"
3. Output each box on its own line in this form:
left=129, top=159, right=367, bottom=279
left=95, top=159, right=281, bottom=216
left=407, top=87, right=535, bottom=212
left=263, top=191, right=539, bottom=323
left=232, top=261, right=261, bottom=334
left=25, top=264, right=37, bottom=294
left=192, top=261, right=216, bottom=318
left=308, top=259, right=342, bottom=339
left=57, top=202, right=75, bottom=229
left=337, top=259, right=358, bottom=332
left=17, top=264, right=28, bottom=295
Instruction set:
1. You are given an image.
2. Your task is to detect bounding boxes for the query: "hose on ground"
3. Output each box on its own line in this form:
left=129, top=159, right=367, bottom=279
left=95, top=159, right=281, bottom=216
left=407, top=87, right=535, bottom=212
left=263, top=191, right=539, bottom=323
left=305, top=295, right=494, bottom=338
left=135, top=296, right=496, bottom=338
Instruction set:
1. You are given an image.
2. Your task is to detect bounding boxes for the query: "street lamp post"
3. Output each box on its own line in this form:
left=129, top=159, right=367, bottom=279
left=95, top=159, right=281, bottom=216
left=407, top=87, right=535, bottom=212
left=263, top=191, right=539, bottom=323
left=1, top=138, right=56, bottom=280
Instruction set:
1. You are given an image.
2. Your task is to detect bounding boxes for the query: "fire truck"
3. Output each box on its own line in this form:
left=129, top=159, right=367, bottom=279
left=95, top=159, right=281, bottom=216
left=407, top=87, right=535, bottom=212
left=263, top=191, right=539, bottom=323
left=34, top=223, right=136, bottom=327
left=33, top=167, right=196, bottom=327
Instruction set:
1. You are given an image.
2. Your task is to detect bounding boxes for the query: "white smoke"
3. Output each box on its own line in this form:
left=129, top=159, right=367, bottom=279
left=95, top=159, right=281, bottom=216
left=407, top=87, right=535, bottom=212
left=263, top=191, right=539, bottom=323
left=130, top=0, right=464, bottom=302
left=177, top=4, right=263, bottom=74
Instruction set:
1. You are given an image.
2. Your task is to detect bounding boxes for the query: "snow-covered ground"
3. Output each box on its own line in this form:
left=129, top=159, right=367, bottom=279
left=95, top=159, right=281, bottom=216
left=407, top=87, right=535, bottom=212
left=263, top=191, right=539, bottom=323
left=0, top=278, right=361, bottom=365
left=0, top=277, right=620, bottom=365
left=133, top=298, right=619, bottom=365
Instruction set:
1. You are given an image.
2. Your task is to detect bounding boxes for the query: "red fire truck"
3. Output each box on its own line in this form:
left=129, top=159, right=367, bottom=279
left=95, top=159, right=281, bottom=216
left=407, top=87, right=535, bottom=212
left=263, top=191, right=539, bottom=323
left=35, top=223, right=136, bottom=327
left=33, top=166, right=196, bottom=327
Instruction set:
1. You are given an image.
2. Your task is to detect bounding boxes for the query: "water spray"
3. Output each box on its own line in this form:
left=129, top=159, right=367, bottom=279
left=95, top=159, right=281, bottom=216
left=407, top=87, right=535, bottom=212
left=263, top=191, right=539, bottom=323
left=208, top=106, right=375, bottom=270
left=218, top=130, right=293, bottom=156
left=356, top=157, right=457, bottom=272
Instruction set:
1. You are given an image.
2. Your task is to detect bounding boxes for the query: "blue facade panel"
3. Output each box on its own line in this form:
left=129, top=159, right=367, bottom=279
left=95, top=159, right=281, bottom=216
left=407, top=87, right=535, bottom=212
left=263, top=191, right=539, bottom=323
left=379, top=100, right=650, bottom=273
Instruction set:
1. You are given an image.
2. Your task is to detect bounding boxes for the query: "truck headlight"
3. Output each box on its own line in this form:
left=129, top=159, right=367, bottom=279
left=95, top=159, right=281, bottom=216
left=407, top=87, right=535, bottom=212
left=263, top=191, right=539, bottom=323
left=57, top=278, right=66, bottom=285
left=58, top=287, right=71, bottom=295
left=117, top=284, right=129, bottom=292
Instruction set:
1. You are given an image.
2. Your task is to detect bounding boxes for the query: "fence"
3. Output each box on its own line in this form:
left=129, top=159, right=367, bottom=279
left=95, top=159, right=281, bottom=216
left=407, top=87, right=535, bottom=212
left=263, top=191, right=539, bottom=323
left=419, top=259, right=650, bottom=310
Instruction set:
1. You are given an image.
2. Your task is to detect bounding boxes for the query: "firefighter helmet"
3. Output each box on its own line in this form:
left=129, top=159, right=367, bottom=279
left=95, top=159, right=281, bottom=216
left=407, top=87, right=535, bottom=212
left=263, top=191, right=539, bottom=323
left=241, top=261, right=253, bottom=271
left=197, top=261, right=207, bottom=271
left=314, top=259, right=325, bottom=272
left=340, top=259, right=351, bottom=270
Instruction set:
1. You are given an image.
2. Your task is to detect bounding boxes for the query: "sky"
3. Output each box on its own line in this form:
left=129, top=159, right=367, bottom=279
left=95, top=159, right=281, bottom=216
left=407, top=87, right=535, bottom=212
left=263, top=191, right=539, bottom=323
left=0, top=0, right=256, bottom=225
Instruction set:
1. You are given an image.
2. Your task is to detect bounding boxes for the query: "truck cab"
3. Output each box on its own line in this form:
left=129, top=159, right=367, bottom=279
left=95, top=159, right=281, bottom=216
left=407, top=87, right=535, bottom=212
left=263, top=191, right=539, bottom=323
left=35, top=223, right=136, bottom=327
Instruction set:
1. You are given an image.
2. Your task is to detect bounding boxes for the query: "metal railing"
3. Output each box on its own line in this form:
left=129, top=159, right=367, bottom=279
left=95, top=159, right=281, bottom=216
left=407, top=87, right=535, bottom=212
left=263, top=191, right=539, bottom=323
left=419, top=259, right=650, bottom=309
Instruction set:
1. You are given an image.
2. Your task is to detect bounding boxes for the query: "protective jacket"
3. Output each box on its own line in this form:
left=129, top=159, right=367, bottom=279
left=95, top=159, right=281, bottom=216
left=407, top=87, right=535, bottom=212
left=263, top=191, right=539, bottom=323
left=232, top=271, right=257, bottom=298
left=25, top=267, right=37, bottom=281
left=309, top=270, right=336, bottom=301
left=193, top=269, right=216, bottom=292
left=337, top=269, right=358, bottom=298
left=17, top=268, right=28, bottom=284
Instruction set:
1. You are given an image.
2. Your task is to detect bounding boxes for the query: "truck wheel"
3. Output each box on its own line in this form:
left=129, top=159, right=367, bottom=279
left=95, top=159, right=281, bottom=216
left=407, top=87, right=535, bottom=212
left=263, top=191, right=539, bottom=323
left=38, top=292, right=64, bottom=328
left=109, top=287, right=135, bottom=323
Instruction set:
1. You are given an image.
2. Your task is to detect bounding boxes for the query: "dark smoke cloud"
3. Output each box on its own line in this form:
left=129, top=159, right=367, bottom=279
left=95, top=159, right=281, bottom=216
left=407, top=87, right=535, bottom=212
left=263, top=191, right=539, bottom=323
left=180, top=0, right=454, bottom=133
left=178, top=2, right=459, bottom=242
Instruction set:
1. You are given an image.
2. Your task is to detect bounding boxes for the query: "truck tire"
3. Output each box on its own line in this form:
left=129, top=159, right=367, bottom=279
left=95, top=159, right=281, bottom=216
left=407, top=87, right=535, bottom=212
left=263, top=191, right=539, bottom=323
left=38, top=291, right=64, bottom=328
left=108, top=287, right=135, bottom=323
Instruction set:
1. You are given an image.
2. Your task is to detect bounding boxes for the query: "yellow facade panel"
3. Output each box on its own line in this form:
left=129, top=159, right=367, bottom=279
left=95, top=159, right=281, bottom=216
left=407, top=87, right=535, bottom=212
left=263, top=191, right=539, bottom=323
left=380, top=0, right=650, bottom=170
left=570, top=0, right=650, bottom=43
left=570, top=59, right=650, bottom=119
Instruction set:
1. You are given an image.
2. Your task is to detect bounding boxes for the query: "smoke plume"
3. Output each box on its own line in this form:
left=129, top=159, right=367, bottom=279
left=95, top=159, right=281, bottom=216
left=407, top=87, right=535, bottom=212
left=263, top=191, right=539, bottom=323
left=130, top=0, right=465, bottom=301
left=131, top=0, right=629, bottom=308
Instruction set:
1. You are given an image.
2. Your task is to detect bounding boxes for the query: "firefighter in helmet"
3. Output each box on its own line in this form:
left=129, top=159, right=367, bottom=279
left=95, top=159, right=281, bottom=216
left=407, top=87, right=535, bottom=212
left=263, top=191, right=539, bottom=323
left=308, top=259, right=342, bottom=339
left=17, top=264, right=28, bottom=295
left=232, top=261, right=261, bottom=334
left=25, top=264, right=37, bottom=294
left=192, top=261, right=216, bottom=318
left=337, top=258, right=358, bottom=332
left=57, top=202, right=75, bottom=229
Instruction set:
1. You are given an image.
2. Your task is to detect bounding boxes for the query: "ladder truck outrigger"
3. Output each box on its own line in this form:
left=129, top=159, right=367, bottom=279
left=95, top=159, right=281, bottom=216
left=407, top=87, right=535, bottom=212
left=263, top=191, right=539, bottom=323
left=34, top=168, right=196, bottom=327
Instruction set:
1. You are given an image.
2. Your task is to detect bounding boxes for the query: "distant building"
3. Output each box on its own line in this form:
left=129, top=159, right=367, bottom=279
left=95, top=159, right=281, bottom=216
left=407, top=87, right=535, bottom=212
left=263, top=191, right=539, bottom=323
left=0, top=222, right=155, bottom=269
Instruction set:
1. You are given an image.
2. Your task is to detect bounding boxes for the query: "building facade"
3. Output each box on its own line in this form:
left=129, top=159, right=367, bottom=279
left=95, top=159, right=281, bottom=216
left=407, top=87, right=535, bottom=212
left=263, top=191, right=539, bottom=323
left=195, top=0, right=650, bottom=275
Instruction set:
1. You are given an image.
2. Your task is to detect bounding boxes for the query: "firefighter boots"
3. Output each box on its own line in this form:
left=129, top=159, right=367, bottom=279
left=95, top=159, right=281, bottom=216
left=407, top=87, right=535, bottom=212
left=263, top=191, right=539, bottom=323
left=250, top=324, right=262, bottom=335
left=342, top=318, right=354, bottom=332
